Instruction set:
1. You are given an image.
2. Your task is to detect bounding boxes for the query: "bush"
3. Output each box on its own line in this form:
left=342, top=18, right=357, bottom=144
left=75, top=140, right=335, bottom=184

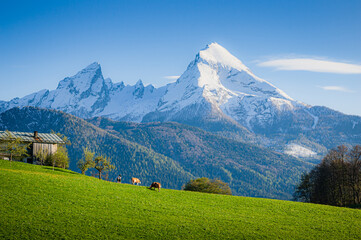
left=44, top=146, right=69, bottom=169
left=183, top=177, right=232, bottom=195
left=53, top=146, right=69, bottom=169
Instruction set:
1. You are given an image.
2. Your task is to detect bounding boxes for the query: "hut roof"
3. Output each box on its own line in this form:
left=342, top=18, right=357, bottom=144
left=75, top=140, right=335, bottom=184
left=0, top=131, right=65, bottom=144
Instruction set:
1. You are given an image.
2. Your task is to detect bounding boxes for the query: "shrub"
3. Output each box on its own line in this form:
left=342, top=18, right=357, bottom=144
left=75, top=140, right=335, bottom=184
left=44, top=146, right=69, bottom=170
left=53, top=146, right=69, bottom=169
left=183, top=177, right=232, bottom=195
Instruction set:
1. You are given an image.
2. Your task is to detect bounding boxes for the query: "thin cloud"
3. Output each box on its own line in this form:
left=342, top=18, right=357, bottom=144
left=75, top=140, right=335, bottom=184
left=164, top=75, right=180, bottom=80
left=318, top=85, right=353, bottom=93
left=258, top=58, right=361, bottom=74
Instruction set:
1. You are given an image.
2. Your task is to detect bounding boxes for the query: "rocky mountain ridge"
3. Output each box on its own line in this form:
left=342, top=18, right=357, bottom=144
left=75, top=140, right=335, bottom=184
left=1, top=43, right=360, bottom=160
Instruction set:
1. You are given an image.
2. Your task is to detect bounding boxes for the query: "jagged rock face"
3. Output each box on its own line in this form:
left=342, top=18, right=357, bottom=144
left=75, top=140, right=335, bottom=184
left=0, top=63, right=165, bottom=121
left=0, top=62, right=110, bottom=118
left=1, top=43, right=360, bottom=160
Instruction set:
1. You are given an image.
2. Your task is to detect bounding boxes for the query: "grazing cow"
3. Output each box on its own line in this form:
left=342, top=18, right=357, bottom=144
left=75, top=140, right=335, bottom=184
left=148, top=182, right=161, bottom=192
left=131, top=177, right=141, bottom=185
left=116, top=174, right=122, bottom=183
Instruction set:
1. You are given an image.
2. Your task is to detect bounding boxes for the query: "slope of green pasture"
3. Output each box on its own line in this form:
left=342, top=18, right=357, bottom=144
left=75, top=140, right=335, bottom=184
left=0, top=160, right=360, bottom=239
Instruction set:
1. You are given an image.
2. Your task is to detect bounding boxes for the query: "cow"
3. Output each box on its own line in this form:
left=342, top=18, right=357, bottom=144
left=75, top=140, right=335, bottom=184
left=116, top=174, right=122, bottom=183
left=131, top=177, right=141, bottom=185
left=148, top=182, right=161, bottom=192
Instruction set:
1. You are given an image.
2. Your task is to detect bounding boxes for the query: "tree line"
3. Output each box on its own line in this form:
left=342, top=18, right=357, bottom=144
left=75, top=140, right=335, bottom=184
left=294, top=145, right=361, bottom=207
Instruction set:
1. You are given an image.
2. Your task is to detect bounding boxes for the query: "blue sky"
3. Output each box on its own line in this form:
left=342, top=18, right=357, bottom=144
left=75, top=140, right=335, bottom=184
left=1, top=0, right=360, bottom=115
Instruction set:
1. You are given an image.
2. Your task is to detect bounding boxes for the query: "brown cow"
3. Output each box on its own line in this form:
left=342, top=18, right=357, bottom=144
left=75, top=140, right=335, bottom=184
left=148, top=182, right=161, bottom=192
left=131, top=177, right=141, bottom=185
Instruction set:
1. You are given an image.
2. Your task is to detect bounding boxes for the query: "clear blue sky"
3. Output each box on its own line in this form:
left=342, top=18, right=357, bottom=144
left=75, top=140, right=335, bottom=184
left=1, top=0, right=360, bottom=115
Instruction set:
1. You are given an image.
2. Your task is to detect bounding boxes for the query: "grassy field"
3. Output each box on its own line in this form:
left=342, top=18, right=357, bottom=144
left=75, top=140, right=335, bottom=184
left=0, top=160, right=360, bottom=239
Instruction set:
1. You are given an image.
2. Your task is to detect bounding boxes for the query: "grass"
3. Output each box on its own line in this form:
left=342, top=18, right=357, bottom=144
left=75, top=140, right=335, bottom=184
left=0, top=160, right=360, bottom=239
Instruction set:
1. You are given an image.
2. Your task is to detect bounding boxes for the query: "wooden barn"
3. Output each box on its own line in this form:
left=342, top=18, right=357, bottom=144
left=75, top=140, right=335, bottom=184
left=0, top=131, right=65, bottom=163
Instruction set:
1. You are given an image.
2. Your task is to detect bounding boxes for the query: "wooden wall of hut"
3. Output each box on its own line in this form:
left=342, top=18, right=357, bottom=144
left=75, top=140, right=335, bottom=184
left=32, top=143, right=58, bottom=156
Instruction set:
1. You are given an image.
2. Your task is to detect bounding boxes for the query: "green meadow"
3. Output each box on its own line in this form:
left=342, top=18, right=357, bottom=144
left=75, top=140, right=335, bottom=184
left=0, top=160, right=360, bottom=239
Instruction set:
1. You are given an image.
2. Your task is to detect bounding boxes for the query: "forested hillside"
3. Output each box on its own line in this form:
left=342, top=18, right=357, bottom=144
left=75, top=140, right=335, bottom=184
left=0, top=107, right=193, bottom=189
left=0, top=107, right=311, bottom=199
left=89, top=117, right=312, bottom=198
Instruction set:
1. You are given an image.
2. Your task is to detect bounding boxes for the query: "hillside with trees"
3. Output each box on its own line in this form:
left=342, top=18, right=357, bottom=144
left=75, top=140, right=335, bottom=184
left=89, top=117, right=312, bottom=198
left=0, top=107, right=193, bottom=190
left=0, top=107, right=311, bottom=199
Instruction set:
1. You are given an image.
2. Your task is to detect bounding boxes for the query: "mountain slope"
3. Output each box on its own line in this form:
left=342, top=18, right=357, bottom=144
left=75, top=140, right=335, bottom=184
left=0, top=107, right=311, bottom=199
left=88, top=117, right=311, bottom=199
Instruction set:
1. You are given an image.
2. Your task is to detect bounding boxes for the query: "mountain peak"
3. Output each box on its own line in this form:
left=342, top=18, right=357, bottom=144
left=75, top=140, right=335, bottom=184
left=133, top=79, right=145, bottom=98
left=197, top=43, right=249, bottom=71
left=67, top=62, right=102, bottom=81
left=56, top=62, right=104, bottom=93
left=84, top=62, right=101, bottom=70
left=135, top=79, right=144, bottom=87
left=74, top=62, right=102, bottom=78
left=203, top=42, right=224, bottom=52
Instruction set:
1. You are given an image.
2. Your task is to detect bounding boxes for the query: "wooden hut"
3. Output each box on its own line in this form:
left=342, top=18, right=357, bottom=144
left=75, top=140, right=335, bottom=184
left=0, top=130, right=65, bottom=163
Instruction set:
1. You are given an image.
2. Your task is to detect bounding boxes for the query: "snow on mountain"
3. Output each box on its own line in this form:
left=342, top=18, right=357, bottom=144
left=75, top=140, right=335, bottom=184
left=1, top=44, right=301, bottom=126
left=197, top=43, right=292, bottom=100
left=0, top=43, right=314, bottom=133
left=1, top=43, right=360, bottom=161
left=97, top=80, right=167, bottom=122
left=0, top=62, right=165, bottom=120
left=0, top=62, right=108, bottom=117
left=284, top=143, right=317, bottom=158
left=155, top=43, right=302, bottom=129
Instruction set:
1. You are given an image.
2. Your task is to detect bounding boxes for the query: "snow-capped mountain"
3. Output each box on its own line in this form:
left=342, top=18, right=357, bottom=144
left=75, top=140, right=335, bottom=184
left=145, top=43, right=304, bottom=130
left=1, top=62, right=110, bottom=118
left=0, top=62, right=166, bottom=121
left=1, top=43, right=360, bottom=160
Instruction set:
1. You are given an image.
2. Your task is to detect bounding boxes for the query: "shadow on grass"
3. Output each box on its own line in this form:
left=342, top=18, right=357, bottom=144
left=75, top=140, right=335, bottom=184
left=42, top=166, right=78, bottom=174
left=347, top=204, right=361, bottom=209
